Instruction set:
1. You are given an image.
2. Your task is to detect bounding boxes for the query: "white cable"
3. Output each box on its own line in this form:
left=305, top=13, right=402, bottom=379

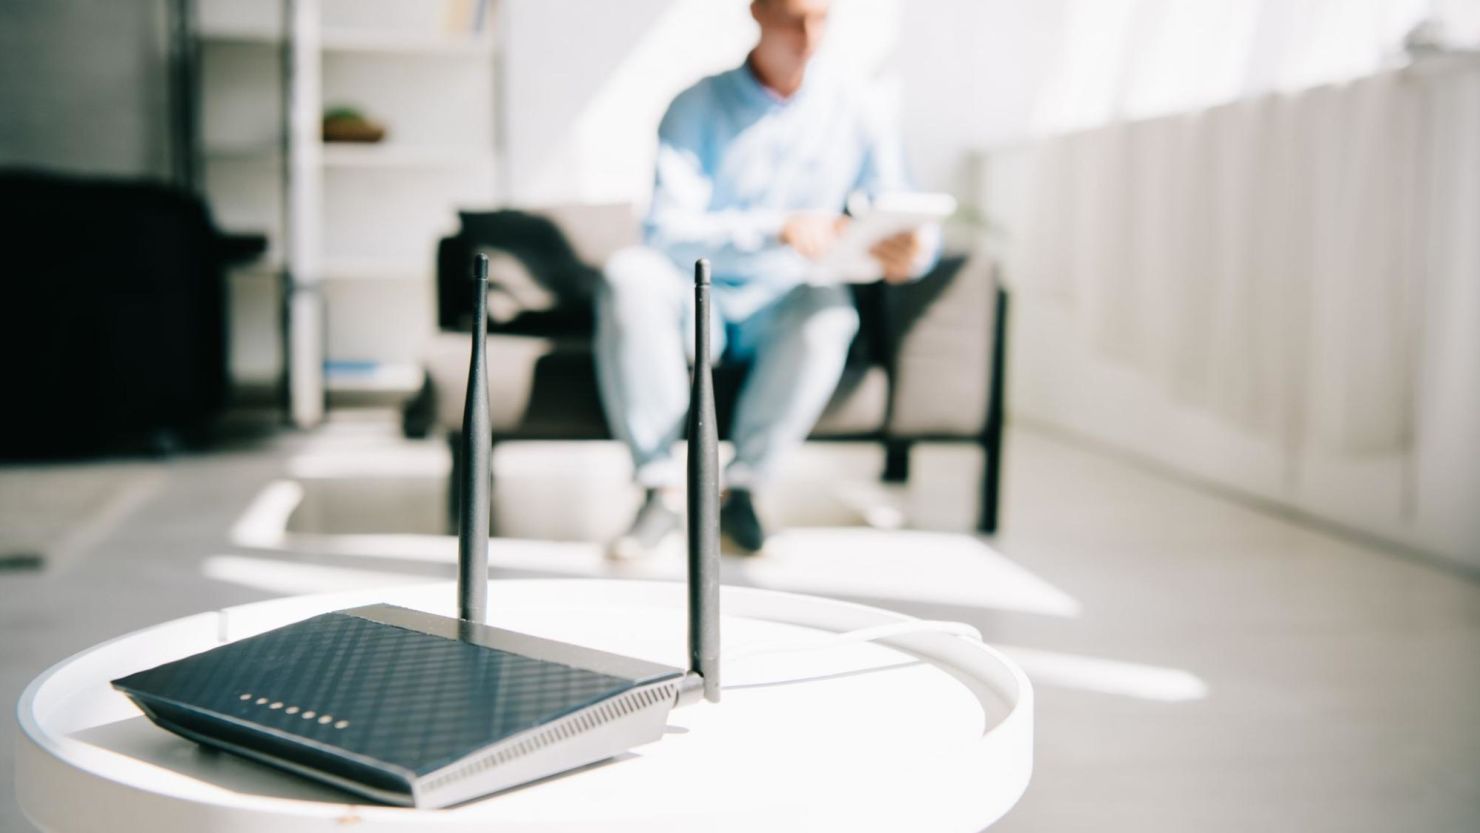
left=726, top=620, right=983, bottom=664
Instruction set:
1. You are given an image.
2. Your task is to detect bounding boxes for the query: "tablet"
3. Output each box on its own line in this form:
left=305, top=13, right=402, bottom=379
left=810, top=192, right=957, bottom=284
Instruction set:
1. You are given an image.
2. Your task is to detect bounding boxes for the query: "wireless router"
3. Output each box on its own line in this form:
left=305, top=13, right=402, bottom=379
left=112, top=256, right=722, bottom=808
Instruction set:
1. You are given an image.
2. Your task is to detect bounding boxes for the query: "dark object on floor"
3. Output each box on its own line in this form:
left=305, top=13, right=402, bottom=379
left=444, top=209, right=601, bottom=332
left=400, top=373, right=437, bottom=440
left=417, top=204, right=1008, bottom=533
left=0, top=169, right=253, bottom=458
left=0, top=552, right=46, bottom=573
left=720, top=489, right=767, bottom=554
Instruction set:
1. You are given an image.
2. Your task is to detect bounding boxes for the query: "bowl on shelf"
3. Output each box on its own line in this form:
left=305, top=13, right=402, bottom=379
left=322, top=107, right=387, bottom=143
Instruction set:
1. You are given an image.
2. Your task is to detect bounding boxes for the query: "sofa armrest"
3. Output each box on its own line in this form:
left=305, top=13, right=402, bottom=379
left=436, top=203, right=639, bottom=334
left=884, top=254, right=997, bottom=438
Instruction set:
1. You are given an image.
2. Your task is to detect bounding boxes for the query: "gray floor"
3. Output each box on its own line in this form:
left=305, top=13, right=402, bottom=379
left=2, top=413, right=1477, bottom=831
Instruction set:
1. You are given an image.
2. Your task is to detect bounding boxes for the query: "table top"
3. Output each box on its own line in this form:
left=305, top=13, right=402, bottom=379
left=16, top=579, right=1032, bottom=832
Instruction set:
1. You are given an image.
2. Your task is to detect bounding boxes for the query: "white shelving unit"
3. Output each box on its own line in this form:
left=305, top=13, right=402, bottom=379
left=196, top=0, right=500, bottom=423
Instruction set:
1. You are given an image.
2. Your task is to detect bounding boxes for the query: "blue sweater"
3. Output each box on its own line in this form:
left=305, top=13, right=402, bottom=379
left=645, top=61, right=931, bottom=318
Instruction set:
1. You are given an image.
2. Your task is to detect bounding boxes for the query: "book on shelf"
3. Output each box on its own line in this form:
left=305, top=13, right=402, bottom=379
left=442, top=0, right=491, bottom=35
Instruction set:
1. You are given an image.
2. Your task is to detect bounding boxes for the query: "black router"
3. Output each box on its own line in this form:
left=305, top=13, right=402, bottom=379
left=112, top=256, right=722, bottom=808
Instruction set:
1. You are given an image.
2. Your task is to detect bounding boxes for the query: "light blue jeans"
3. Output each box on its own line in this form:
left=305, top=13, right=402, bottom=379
left=594, top=246, right=859, bottom=490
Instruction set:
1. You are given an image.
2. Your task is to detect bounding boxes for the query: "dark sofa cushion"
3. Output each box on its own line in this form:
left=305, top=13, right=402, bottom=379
left=441, top=211, right=601, bottom=334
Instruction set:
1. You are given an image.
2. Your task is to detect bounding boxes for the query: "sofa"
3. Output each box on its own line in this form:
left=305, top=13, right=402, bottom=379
left=0, top=170, right=252, bottom=458
left=415, top=203, right=1007, bottom=533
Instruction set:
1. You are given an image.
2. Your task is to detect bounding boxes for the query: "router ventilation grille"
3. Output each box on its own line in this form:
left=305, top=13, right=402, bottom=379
left=421, top=682, right=677, bottom=793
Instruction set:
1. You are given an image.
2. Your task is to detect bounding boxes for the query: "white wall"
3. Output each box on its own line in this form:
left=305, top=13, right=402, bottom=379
left=0, top=0, right=171, bottom=179
left=499, top=0, right=1480, bottom=206
left=970, top=2, right=1480, bottom=571
left=894, top=0, right=1064, bottom=196
left=502, top=0, right=754, bottom=205
left=500, top=0, right=990, bottom=206
left=979, top=59, right=1480, bottom=572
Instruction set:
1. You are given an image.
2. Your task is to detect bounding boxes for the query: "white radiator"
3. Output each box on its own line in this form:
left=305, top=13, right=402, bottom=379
left=979, top=57, right=1480, bottom=570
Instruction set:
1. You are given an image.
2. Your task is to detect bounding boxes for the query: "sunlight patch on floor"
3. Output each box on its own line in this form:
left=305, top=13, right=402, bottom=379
left=228, top=526, right=1078, bottom=622
left=997, top=645, right=1209, bottom=703
left=202, top=554, right=438, bottom=596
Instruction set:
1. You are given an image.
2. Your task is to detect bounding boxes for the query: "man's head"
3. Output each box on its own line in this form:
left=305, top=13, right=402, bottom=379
left=751, top=0, right=832, bottom=70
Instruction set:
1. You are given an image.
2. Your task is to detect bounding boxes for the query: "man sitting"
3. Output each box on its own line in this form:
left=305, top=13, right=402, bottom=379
left=596, top=0, right=938, bottom=558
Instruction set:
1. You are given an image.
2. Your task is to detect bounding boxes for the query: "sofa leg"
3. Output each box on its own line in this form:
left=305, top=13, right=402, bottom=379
left=882, top=439, right=911, bottom=483
left=979, top=440, right=1001, bottom=534
left=978, top=286, right=1009, bottom=535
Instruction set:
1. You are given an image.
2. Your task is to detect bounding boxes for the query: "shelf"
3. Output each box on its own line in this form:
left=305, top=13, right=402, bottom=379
left=324, top=360, right=423, bottom=394
left=321, top=257, right=430, bottom=282
left=196, top=0, right=499, bottom=421
left=321, top=29, right=494, bottom=56
left=199, top=28, right=492, bottom=57
left=208, top=145, right=493, bottom=170
left=199, top=27, right=282, bottom=46
left=320, top=144, right=494, bottom=169
left=205, top=145, right=281, bottom=162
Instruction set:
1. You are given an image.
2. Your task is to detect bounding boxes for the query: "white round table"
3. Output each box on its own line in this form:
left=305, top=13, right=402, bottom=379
left=16, top=580, right=1032, bottom=832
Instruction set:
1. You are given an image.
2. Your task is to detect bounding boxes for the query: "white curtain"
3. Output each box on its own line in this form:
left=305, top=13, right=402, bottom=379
left=1011, top=59, right=1478, bottom=455
left=1029, top=0, right=1449, bottom=135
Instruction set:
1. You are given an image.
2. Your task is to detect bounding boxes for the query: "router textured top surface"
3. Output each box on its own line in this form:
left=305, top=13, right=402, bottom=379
left=112, top=605, right=680, bottom=777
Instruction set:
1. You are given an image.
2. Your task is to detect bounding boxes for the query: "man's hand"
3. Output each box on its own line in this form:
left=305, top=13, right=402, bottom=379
left=869, top=229, right=923, bottom=283
left=780, top=213, right=848, bottom=261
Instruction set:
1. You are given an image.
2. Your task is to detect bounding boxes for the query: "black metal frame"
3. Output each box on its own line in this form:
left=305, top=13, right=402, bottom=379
left=446, top=283, right=1010, bottom=536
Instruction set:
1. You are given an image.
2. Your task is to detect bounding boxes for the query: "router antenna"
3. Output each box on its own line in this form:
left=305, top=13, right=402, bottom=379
left=687, top=258, right=721, bottom=702
left=114, top=251, right=708, bottom=807
left=458, top=253, right=491, bottom=624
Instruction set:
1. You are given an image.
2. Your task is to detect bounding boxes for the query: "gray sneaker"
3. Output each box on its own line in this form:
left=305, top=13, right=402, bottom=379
left=607, top=489, right=682, bottom=561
